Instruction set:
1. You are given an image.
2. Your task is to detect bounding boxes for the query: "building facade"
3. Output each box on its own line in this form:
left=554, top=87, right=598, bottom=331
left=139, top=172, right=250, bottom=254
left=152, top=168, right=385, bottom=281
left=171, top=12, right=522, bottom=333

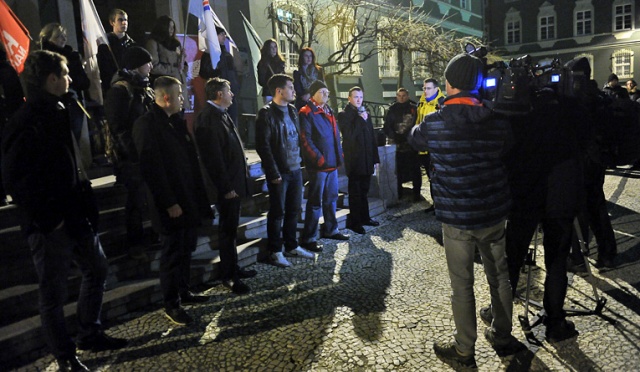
left=484, top=0, right=640, bottom=86
left=8, top=0, right=483, bottom=113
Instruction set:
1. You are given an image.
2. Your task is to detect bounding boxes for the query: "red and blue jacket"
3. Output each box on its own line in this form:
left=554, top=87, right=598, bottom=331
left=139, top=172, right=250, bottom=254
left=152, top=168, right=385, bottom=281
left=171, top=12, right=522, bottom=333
left=299, top=98, right=344, bottom=172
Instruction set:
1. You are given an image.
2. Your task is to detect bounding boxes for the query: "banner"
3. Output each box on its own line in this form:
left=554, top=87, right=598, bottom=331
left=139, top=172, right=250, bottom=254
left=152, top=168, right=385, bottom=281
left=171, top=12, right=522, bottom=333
left=240, top=11, right=262, bottom=95
left=189, top=0, right=239, bottom=72
left=0, top=0, right=30, bottom=73
left=79, top=0, right=109, bottom=105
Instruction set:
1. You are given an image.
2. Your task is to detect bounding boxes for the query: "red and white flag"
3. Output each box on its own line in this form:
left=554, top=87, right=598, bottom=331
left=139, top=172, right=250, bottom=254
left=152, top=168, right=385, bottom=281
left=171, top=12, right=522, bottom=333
left=188, top=0, right=238, bottom=72
left=79, top=0, right=109, bottom=104
left=0, top=0, right=30, bottom=73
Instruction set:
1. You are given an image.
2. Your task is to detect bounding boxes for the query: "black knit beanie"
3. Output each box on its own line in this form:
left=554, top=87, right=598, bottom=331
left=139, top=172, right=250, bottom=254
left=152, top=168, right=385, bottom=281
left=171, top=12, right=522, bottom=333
left=308, top=80, right=328, bottom=96
left=444, top=53, right=484, bottom=91
left=123, top=46, right=152, bottom=70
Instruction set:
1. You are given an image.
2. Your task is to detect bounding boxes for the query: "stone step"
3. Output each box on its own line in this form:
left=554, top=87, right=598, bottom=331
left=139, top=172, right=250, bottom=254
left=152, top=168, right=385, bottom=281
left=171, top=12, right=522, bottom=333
left=0, top=238, right=262, bottom=369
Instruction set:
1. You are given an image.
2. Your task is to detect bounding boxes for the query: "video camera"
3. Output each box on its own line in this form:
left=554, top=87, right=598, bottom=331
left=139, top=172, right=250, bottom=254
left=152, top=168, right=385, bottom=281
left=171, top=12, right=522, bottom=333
left=464, top=43, right=591, bottom=116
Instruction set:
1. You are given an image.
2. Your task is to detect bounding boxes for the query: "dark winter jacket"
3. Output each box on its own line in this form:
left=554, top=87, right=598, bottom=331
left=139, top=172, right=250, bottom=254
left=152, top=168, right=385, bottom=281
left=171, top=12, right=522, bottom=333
left=97, top=32, right=136, bottom=93
left=383, top=99, right=417, bottom=151
left=133, top=104, right=213, bottom=232
left=337, top=104, right=380, bottom=176
left=41, top=40, right=90, bottom=97
left=409, top=93, right=511, bottom=230
left=199, top=47, right=240, bottom=95
left=257, top=58, right=285, bottom=97
left=255, top=101, right=300, bottom=181
left=2, top=91, right=98, bottom=237
left=195, top=103, right=249, bottom=199
left=299, top=99, right=343, bottom=172
left=104, top=70, right=154, bottom=162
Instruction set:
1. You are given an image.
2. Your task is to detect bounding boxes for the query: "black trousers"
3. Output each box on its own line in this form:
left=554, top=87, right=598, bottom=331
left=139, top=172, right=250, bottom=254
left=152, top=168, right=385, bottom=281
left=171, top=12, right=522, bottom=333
left=160, top=227, right=198, bottom=309
left=506, top=215, right=573, bottom=326
left=217, top=197, right=241, bottom=280
left=347, top=174, right=372, bottom=228
left=396, top=151, right=421, bottom=197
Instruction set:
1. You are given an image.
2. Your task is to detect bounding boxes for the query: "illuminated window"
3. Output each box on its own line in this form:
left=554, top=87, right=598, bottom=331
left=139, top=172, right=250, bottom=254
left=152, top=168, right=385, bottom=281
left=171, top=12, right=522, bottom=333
left=612, top=49, right=634, bottom=79
left=505, top=9, right=521, bottom=45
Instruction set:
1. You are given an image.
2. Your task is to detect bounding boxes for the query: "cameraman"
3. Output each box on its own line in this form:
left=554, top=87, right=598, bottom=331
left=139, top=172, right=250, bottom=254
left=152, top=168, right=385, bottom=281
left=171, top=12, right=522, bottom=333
left=501, top=62, right=591, bottom=343
left=409, top=54, right=520, bottom=369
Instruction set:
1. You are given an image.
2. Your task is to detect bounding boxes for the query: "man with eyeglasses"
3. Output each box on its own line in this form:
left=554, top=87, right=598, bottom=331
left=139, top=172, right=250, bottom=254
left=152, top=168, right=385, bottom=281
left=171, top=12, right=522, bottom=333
left=299, top=80, right=348, bottom=253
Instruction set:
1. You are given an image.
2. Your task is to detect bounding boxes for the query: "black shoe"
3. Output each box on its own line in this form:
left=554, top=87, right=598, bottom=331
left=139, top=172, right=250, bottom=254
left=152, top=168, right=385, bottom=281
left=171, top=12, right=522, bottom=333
left=76, top=331, right=128, bottom=352
left=238, top=267, right=257, bottom=279
left=347, top=224, right=366, bottom=234
left=222, top=279, right=251, bottom=295
left=164, top=307, right=194, bottom=326
left=180, top=291, right=211, bottom=305
left=324, top=233, right=349, bottom=241
left=479, top=305, right=493, bottom=325
left=424, top=205, right=435, bottom=213
left=595, top=257, right=616, bottom=269
left=433, top=341, right=477, bottom=369
left=56, top=356, right=90, bottom=372
left=363, top=219, right=380, bottom=226
left=484, top=328, right=527, bottom=357
left=300, top=241, right=323, bottom=252
left=567, top=259, right=588, bottom=273
left=546, top=319, right=579, bottom=343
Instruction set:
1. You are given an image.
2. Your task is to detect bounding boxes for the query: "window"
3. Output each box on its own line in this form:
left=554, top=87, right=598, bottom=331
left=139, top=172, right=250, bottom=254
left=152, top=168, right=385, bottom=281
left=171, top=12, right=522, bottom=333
left=575, top=10, right=592, bottom=36
left=460, top=0, right=470, bottom=10
left=612, top=49, right=634, bottom=79
left=613, top=1, right=633, bottom=31
left=539, top=16, right=555, bottom=40
left=328, top=24, right=362, bottom=76
left=377, top=36, right=398, bottom=77
left=273, top=4, right=302, bottom=72
left=411, top=51, right=428, bottom=81
left=538, top=3, right=556, bottom=41
left=505, top=9, right=521, bottom=45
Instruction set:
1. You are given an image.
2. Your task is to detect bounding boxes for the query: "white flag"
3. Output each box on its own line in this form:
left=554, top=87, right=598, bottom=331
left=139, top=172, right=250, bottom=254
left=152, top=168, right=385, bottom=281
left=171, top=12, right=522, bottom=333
left=240, top=11, right=262, bottom=95
left=79, top=0, right=108, bottom=104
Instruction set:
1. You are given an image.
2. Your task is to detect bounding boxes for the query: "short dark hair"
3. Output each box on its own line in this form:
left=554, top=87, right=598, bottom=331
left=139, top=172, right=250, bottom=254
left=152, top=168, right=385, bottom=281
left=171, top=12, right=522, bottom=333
left=424, top=78, right=438, bottom=87
left=205, top=77, right=230, bottom=101
left=109, top=9, right=127, bottom=23
left=397, top=88, right=409, bottom=94
left=21, top=50, right=67, bottom=97
left=267, top=74, right=293, bottom=96
left=154, top=76, right=181, bottom=96
left=627, top=79, right=637, bottom=88
left=348, top=86, right=363, bottom=97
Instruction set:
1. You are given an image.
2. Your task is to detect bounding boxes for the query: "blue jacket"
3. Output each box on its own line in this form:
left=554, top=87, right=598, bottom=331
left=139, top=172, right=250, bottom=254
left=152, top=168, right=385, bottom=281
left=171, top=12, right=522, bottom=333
left=299, top=99, right=343, bottom=172
left=409, top=93, right=511, bottom=230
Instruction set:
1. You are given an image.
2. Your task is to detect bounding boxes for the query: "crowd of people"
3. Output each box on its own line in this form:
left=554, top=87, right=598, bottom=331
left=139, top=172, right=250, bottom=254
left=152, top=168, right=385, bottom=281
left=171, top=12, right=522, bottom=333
left=0, top=6, right=638, bottom=371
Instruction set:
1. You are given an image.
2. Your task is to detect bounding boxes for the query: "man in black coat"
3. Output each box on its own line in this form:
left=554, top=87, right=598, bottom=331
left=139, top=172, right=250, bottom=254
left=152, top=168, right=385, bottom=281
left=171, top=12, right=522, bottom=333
left=97, top=8, right=136, bottom=95
left=195, top=77, right=256, bottom=295
left=338, top=87, right=380, bottom=234
left=383, top=88, right=421, bottom=201
left=133, top=76, right=213, bottom=326
left=104, top=46, right=154, bottom=259
left=2, top=50, right=127, bottom=372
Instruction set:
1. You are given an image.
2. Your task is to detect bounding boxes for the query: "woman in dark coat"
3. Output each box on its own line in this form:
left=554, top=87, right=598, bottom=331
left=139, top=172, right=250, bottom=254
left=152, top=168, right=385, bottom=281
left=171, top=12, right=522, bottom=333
left=257, top=39, right=285, bottom=103
left=293, top=47, right=324, bottom=110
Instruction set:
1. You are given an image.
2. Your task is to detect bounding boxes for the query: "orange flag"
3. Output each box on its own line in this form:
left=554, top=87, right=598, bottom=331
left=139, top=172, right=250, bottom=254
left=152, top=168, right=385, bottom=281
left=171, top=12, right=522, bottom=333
left=0, top=0, right=30, bottom=73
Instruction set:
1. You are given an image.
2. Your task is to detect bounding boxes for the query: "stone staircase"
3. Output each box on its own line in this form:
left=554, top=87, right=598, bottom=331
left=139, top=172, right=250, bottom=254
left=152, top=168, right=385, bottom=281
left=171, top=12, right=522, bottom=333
left=0, top=148, right=395, bottom=369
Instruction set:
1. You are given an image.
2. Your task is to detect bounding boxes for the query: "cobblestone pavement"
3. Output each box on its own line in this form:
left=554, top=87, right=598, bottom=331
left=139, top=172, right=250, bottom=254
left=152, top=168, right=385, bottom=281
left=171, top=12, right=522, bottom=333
left=19, top=169, right=640, bottom=371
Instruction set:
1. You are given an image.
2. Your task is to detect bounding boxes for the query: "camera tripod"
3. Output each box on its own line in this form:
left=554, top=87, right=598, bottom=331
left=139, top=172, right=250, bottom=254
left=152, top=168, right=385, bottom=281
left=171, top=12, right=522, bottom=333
left=516, top=217, right=615, bottom=345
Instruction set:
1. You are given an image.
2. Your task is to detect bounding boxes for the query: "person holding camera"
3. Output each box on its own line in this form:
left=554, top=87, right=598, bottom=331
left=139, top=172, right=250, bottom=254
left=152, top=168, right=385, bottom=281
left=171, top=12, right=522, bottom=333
left=337, top=86, right=380, bottom=235
left=409, top=53, right=522, bottom=369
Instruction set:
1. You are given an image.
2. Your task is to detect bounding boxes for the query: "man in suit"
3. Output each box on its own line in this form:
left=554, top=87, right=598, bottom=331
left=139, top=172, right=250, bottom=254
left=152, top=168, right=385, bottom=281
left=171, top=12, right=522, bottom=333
left=195, top=77, right=257, bottom=294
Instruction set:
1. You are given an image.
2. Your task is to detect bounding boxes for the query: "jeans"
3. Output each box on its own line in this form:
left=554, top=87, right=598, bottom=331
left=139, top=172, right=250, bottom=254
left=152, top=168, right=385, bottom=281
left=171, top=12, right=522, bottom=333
left=159, top=227, right=198, bottom=309
left=301, top=170, right=339, bottom=243
left=27, top=228, right=108, bottom=359
left=442, top=221, right=513, bottom=355
left=266, top=170, right=302, bottom=253
left=506, top=216, right=572, bottom=326
left=217, top=197, right=241, bottom=280
left=346, top=175, right=371, bottom=227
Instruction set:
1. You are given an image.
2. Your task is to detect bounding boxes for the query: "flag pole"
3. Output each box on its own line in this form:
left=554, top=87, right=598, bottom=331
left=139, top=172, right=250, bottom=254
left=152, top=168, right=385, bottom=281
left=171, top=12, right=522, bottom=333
left=1, top=0, right=32, bottom=40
